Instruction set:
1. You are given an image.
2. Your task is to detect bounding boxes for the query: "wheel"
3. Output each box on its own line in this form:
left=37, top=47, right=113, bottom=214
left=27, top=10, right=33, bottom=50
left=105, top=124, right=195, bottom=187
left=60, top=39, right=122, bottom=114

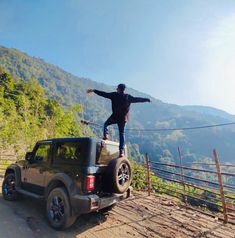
left=2, top=173, right=20, bottom=201
left=46, top=187, right=76, bottom=230
left=106, top=157, right=132, bottom=194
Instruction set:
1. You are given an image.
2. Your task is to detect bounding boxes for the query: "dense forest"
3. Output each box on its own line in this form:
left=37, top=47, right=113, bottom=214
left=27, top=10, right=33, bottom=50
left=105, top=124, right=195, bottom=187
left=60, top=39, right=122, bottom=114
left=0, top=67, right=92, bottom=158
left=0, top=46, right=235, bottom=164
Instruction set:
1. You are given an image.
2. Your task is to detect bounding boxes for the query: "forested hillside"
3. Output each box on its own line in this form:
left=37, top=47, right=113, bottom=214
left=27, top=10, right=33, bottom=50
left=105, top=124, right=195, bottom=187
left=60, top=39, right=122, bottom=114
left=0, top=66, right=92, bottom=158
left=0, top=46, right=235, bottom=163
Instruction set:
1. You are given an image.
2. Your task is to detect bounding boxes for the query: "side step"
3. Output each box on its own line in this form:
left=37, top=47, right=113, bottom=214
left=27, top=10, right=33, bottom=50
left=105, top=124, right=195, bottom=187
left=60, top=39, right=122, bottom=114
left=17, top=188, right=44, bottom=200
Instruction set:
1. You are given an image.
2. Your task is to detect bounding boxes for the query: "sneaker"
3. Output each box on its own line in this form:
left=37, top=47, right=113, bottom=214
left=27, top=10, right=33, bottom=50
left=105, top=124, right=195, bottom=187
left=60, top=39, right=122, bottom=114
left=103, top=134, right=108, bottom=140
left=119, top=150, right=125, bottom=157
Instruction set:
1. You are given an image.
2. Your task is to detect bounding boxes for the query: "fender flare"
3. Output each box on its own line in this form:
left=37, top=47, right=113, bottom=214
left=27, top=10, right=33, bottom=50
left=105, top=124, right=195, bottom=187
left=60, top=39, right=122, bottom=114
left=4, top=165, right=22, bottom=187
left=45, top=173, right=77, bottom=199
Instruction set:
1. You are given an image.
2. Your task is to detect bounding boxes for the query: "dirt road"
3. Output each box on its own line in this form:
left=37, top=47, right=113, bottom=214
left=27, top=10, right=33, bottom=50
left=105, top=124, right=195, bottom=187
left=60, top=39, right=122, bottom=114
left=0, top=178, right=235, bottom=238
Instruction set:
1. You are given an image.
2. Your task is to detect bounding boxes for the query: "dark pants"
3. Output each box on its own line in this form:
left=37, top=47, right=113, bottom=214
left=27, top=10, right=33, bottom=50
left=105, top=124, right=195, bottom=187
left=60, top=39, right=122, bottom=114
left=104, top=116, right=126, bottom=152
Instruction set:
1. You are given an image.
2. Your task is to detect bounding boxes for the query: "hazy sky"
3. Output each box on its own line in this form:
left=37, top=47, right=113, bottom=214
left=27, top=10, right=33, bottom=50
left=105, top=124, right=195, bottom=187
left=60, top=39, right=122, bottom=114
left=1, top=0, right=235, bottom=114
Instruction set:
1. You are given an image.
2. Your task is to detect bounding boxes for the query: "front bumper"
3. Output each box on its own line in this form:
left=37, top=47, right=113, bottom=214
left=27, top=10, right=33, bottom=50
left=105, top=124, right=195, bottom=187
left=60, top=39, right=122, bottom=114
left=71, top=188, right=131, bottom=215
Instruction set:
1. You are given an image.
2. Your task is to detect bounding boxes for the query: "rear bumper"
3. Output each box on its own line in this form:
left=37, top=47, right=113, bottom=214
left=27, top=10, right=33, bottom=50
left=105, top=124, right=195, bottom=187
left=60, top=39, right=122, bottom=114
left=71, top=188, right=131, bottom=215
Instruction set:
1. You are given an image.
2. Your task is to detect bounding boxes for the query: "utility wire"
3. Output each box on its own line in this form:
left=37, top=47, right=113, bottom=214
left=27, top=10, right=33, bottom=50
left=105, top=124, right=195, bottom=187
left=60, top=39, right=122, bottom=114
left=126, top=122, right=235, bottom=132
left=81, top=120, right=235, bottom=132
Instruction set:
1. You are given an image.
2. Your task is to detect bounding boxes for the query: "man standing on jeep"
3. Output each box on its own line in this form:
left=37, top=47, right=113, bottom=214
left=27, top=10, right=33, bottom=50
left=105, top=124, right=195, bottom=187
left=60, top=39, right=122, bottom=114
left=87, top=84, right=151, bottom=157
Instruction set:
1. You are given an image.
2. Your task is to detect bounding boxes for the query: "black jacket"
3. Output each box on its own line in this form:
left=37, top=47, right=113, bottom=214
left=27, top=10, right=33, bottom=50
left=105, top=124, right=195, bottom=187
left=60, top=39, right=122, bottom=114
left=94, top=90, right=150, bottom=122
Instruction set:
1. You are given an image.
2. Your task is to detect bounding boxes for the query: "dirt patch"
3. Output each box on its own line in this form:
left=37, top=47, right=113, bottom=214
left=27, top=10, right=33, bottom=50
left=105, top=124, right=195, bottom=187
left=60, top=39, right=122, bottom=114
left=0, top=178, right=234, bottom=238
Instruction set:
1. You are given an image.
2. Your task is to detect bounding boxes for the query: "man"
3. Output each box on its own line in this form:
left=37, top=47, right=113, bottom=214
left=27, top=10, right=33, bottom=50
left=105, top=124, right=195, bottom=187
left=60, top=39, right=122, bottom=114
left=87, top=84, right=151, bottom=157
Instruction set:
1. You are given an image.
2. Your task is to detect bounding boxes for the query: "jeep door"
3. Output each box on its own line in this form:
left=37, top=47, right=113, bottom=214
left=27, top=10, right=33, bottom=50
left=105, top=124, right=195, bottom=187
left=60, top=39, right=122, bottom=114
left=22, top=142, right=52, bottom=195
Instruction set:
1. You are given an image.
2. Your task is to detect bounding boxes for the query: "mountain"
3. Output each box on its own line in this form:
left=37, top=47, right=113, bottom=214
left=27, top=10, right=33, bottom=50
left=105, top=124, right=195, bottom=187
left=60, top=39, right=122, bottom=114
left=1, top=46, right=235, bottom=163
left=184, top=105, right=235, bottom=121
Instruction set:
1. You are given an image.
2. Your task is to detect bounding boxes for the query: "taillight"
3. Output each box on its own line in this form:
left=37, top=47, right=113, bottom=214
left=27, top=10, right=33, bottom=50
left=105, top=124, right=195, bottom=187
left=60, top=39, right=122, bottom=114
left=87, top=175, right=95, bottom=191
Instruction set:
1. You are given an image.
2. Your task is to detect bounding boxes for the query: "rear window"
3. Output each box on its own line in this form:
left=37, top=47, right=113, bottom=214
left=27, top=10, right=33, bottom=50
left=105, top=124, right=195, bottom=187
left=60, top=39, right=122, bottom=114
left=96, top=142, right=119, bottom=165
left=54, top=142, right=85, bottom=164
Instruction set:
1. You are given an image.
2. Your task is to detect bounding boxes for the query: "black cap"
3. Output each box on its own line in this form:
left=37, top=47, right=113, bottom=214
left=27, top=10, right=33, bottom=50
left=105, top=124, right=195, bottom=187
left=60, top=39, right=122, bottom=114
left=117, top=83, right=126, bottom=92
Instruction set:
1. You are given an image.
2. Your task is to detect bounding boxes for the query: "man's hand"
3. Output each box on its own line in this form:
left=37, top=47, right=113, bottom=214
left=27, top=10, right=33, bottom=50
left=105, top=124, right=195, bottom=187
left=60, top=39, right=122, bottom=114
left=87, top=88, right=95, bottom=94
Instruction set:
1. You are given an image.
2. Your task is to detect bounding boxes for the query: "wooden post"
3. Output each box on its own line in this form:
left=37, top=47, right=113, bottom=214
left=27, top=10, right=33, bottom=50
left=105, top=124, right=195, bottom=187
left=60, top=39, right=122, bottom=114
left=145, top=153, right=151, bottom=196
left=178, top=146, right=184, bottom=183
left=178, top=146, right=186, bottom=196
left=213, top=149, right=228, bottom=223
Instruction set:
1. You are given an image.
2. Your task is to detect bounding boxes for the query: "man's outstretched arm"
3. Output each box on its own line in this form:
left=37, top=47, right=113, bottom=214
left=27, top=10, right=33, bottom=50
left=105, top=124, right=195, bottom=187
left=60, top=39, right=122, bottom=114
left=130, top=95, right=151, bottom=103
left=87, top=89, right=112, bottom=99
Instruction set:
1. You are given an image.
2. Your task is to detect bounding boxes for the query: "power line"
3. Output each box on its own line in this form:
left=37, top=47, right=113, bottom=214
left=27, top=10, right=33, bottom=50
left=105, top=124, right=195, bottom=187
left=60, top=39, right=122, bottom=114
left=126, top=122, right=235, bottom=132
left=81, top=120, right=235, bottom=132
left=81, top=120, right=102, bottom=128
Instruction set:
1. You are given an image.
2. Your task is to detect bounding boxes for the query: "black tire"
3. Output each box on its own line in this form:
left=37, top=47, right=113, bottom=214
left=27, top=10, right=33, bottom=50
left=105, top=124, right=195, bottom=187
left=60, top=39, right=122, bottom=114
left=46, top=187, right=76, bottom=230
left=106, top=157, right=132, bottom=194
left=2, top=173, right=20, bottom=201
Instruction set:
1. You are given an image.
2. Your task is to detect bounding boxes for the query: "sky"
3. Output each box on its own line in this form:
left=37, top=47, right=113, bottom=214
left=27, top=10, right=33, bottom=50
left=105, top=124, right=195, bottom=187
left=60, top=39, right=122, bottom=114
left=1, top=0, right=235, bottom=114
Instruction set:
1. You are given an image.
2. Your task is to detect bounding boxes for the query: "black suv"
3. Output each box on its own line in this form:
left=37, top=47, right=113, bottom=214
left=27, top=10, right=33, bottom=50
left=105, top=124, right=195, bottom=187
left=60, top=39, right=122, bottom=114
left=2, top=137, right=132, bottom=229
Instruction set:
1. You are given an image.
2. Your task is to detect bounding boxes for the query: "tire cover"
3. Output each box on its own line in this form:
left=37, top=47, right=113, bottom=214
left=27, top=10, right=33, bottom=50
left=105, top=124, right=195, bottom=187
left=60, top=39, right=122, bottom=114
left=105, top=157, right=132, bottom=193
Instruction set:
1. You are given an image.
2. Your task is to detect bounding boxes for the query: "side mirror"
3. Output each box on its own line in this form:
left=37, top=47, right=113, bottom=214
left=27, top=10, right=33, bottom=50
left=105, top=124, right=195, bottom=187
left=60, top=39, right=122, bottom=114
left=25, top=152, right=33, bottom=161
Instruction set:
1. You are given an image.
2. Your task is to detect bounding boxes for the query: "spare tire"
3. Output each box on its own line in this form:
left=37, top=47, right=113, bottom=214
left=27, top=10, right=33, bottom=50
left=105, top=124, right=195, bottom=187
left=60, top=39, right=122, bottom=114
left=105, top=157, right=132, bottom=193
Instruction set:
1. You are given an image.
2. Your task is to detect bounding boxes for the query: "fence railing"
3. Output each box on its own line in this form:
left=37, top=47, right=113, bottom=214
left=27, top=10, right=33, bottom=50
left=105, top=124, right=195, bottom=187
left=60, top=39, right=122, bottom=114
left=141, top=148, right=235, bottom=225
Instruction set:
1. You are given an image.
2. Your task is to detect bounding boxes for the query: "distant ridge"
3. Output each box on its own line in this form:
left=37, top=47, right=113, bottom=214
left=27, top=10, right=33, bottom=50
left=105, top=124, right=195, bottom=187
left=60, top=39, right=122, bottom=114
left=184, top=105, right=235, bottom=121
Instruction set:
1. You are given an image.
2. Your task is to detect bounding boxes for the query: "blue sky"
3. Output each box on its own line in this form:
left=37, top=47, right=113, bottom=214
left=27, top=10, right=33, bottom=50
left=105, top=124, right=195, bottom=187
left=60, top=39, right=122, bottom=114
left=1, top=0, right=235, bottom=114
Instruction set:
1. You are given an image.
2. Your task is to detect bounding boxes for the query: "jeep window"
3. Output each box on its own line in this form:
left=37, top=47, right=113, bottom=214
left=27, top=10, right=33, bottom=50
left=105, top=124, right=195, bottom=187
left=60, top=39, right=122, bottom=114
left=96, top=142, right=119, bottom=165
left=34, top=144, right=51, bottom=162
left=54, top=142, right=84, bottom=164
